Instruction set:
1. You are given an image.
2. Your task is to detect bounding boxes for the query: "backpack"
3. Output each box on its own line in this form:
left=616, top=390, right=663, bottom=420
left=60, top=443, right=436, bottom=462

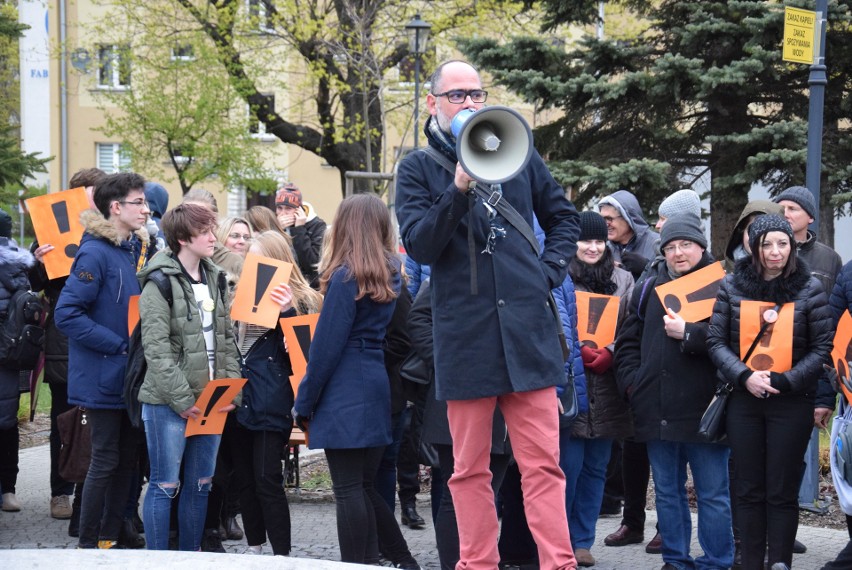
left=0, top=289, right=45, bottom=370
left=124, top=268, right=228, bottom=429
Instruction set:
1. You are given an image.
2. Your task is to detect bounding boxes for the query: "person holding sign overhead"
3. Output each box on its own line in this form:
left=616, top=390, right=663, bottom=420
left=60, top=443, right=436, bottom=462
left=136, top=203, right=241, bottom=551
left=707, top=214, right=833, bottom=570
left=556, top=211, right=634, bottom=567
left=228, top=230, right=322, bottom=555
left=293, top=194, right=419, bottom=569
left=616, top=212, right=734, bottom=570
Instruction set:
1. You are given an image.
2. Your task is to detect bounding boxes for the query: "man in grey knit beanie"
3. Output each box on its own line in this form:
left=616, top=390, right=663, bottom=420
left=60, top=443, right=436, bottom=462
left=655, top=189, right=702, bottom=230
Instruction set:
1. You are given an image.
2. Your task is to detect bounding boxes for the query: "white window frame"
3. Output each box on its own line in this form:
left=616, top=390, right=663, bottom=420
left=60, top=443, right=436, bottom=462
left=247, top=0, right=274, bottom=33
left=96, top=143, right=131, bottom=173
left=97, top=44, right=131, bottom=89
left=248, top=93, right=277, bottom=141
left=170, top=44, right=195, bottom=61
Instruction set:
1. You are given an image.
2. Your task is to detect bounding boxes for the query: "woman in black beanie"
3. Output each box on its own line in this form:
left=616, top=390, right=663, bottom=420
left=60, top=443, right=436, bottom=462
left=561, top=211, right=634, bottom=567
left=708, top=214, right=833, bottom=569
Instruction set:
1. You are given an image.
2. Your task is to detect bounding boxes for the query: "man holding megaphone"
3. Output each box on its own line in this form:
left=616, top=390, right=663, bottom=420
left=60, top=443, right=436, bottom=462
left=396, top=60, right=581, bottom=570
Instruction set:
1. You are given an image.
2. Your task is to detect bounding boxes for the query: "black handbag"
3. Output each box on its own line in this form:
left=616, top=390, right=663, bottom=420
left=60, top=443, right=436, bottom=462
left=698, top=304, right=780, bottom=442
left=558, top=370, right=579, bottom=428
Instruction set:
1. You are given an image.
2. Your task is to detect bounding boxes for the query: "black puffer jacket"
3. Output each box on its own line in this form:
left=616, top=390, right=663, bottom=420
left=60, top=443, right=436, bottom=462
left=615, top=253, right=719, bottom=444
left=707, top=257, right=833, bottom=397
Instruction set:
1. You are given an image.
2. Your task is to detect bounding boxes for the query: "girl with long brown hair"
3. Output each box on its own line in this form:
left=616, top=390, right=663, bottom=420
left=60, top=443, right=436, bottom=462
left=294, top=194, right=419, bottom=568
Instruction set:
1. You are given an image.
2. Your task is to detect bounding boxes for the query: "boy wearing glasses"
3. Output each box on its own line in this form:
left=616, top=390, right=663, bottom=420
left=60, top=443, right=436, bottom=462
left=55, top=172, right=152, bottom=550
left=396, top=60, right=580, bottom=570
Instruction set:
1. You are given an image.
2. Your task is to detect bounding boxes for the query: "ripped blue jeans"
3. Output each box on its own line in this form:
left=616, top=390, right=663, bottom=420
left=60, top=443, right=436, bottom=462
left=142, top=403, right=221, bottom=551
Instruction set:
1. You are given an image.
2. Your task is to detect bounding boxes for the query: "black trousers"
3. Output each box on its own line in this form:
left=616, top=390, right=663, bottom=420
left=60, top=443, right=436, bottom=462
left=727, top=391, right=813, bottom=569
left=621, top=439, right=651, bottom=531
left=230, top=424, right=292, bottom=555
left=325, top=446, right=415, bottom=565
left=78, top=409, right=139, bottom=547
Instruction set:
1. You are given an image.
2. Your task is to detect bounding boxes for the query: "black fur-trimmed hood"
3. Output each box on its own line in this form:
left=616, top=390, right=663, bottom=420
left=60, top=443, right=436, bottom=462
left=732, top=256, right=811, bottom=304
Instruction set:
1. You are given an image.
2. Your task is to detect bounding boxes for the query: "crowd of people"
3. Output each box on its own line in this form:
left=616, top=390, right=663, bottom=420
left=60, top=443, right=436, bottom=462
left=0, top=58, right=851, bottom=570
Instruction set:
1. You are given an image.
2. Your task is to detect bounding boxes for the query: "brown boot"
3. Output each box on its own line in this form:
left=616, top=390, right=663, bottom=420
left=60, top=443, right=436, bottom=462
left=604, top=525, right=644, bottom=547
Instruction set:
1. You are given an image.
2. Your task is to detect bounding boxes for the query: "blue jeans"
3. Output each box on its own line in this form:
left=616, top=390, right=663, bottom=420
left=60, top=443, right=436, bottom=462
left=142, top=404, right=221, bottom=551
left=646, top=439, right=733, bottom=570
left=559, top=432, right=612, bottom=549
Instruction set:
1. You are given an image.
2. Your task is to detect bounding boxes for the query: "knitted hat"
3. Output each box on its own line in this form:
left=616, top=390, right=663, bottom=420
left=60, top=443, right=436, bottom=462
left=0, top=207, right=11, bottom=238
left=658, top=189, right=701, bottom=220
left=659, top=213, right=707, bottom=250
left=275, top=183, right=302, bottom=209
left=747, top=214, right=795, bottom=246
left=773, top=186, right=816, bottom=219
left=578, top=211, right=608, bottom=242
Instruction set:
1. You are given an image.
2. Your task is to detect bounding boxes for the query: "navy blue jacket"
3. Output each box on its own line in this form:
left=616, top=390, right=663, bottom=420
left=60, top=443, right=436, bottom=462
left=830, top=260, right=852, bottom=323
left=396, top=142, right=580, bottom=401
left=55, top=211, right=148, bottom=410
left=0, top=238, right=35, bottom=429
left=294, top=266, right=401, bottom=449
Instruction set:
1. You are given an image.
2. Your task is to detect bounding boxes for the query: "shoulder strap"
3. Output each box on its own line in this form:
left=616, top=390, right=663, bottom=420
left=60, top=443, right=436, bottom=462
left=146, top=269, right=173, bottom=307
left=422, top=146, right=541, bottom=257
left=217, top=271, right=228, bottom=305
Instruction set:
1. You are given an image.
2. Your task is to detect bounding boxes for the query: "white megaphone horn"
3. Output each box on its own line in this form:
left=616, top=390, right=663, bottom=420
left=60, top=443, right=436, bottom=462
left=451, top=106, right=534, bottom=185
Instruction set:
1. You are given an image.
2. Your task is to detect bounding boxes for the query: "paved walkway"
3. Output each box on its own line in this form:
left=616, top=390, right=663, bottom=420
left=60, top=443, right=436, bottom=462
left=0, top=444, right=848, bottom=568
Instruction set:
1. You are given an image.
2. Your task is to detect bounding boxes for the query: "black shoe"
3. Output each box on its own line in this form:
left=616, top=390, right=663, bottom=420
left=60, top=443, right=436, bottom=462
left=117, top=517, right=145, bottom=549
left=222, top=515, right=244, bottom=540
left=792, top=539, right=807, bottom=554
left=401, top=504, right=425, bottom=529
left=201, top=529, right=226, bottom=553
left=393, top=555, right=421, bottom=569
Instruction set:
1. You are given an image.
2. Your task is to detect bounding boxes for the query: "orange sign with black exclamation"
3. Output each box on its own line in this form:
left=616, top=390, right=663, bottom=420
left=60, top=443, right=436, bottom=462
left=280, top=313, right=320, bottom=399
left=832, top=310, right=852, bottom=405
left=25, top=187, right=90, bottom=279
left=740, top=300, right=794, bottom=373
left=184, top=378, right=247, bottom=437
left=575, top=291, right=620, bottom=348
left=230, top=253, right=293, bottom=328
left=654, top=262, right=725, bottom=323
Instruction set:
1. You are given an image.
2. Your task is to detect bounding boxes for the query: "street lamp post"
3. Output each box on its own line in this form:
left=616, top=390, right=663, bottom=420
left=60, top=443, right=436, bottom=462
left=405, top=14, right=431, bottom=149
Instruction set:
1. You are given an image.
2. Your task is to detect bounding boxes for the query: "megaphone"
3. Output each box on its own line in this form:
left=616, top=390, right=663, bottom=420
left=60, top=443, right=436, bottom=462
left=451, top=106, right=534, bottom=185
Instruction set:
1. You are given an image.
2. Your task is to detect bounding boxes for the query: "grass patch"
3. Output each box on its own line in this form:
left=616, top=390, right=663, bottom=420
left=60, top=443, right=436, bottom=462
left=17, top=375, right=51, bottom=421
left=300, top=471, right=332, bottom=490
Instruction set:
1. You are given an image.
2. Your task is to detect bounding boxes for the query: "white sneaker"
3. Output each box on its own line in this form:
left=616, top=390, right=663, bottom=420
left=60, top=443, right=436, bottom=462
left=50, top=495, right=72, bottom=519
left=2, top=492, right=21, bottom=512
left=243, top=545, right=263, bottom=555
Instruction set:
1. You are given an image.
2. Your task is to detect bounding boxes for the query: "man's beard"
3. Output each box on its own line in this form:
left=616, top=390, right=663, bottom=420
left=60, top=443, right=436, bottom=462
left=435, top=104, right=453, bottom=134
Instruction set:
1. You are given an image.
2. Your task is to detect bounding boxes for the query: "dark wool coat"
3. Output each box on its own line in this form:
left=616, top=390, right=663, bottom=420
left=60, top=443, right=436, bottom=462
left=294, top=266, right=400, bottom=449
left=707, top=258, right=834, bottom=397
left=28, top=244, right=70, bottom=385
left=615, top=253, right=720, bottom=444
left=396, top=148, right=580, bottom=401
left=55, top=211, right=149, bottom=410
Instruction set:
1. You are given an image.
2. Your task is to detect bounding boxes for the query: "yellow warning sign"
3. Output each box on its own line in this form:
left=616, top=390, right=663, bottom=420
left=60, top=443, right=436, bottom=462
left=783, top=6, right=816, bottom=65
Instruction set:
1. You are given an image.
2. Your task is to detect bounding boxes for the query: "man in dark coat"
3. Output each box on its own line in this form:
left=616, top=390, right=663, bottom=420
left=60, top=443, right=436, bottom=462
left=396, top=60, right=580, bottom=570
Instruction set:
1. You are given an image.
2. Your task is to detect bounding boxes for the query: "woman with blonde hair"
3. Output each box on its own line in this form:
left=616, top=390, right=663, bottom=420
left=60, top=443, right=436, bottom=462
left=216, top=217, right=253, bottom=258
left=294, top=194, right=419, bottom=568
left=226, top=230, right=321, bottom=555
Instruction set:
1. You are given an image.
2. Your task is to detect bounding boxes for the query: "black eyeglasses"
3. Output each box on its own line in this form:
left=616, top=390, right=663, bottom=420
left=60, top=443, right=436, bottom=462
left=118, top=199, right=148, bottom=208
left=432, top=89, right=488, bottom=104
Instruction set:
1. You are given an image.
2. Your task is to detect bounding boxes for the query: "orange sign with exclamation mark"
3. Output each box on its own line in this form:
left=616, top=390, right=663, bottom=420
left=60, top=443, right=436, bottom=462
left=575, top=291, right=620, bottom=348
left=230, top=253, right=293, bottom=328
left=185, top=378, right=247, bottom=437
left=280, top=313, right=320, bottom=399
left=740, top=300, right=794, bottom=373
left=26, top=187, right=90, bottom=279
left=832, top=311, right=852, bottom=405
left=654, top=262, right=725, bottom=323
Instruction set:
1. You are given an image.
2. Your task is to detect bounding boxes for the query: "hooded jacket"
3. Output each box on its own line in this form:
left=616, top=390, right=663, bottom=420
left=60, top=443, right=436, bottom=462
left=723, top=200, right=783, bottom=271
left=0, top=237, right=35, bottom=429
left=55, top=210, right=149, bottom=409
left=598, top=190, right=659, bottom=264
left=707, top=257, right=834, bottom=397
left=136, top=251, right=241, bottom=415
left=290, top=201, right=326, bottom=288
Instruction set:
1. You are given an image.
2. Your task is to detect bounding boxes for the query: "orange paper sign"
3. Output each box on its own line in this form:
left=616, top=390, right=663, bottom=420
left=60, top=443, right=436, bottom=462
left=184, top=378, right=247, bottom=437
left=230, top=253, right=292, bottom=328
left=26, top=187, right=90, bottom=279
left=280, top=313, right=320, bottom=399
left=127, top=295, right=140, bottom=336
left=654, top=262, right=725, bottom=323
left=832, top=310, right=852, bottom=406
left=575, top=291, right=620, bottom=348
left=740, top=301, right=794, bottom=373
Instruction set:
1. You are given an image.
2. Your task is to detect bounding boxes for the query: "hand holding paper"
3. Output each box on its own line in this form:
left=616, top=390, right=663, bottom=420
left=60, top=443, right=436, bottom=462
left=663, top=306, right=686, bottom=340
